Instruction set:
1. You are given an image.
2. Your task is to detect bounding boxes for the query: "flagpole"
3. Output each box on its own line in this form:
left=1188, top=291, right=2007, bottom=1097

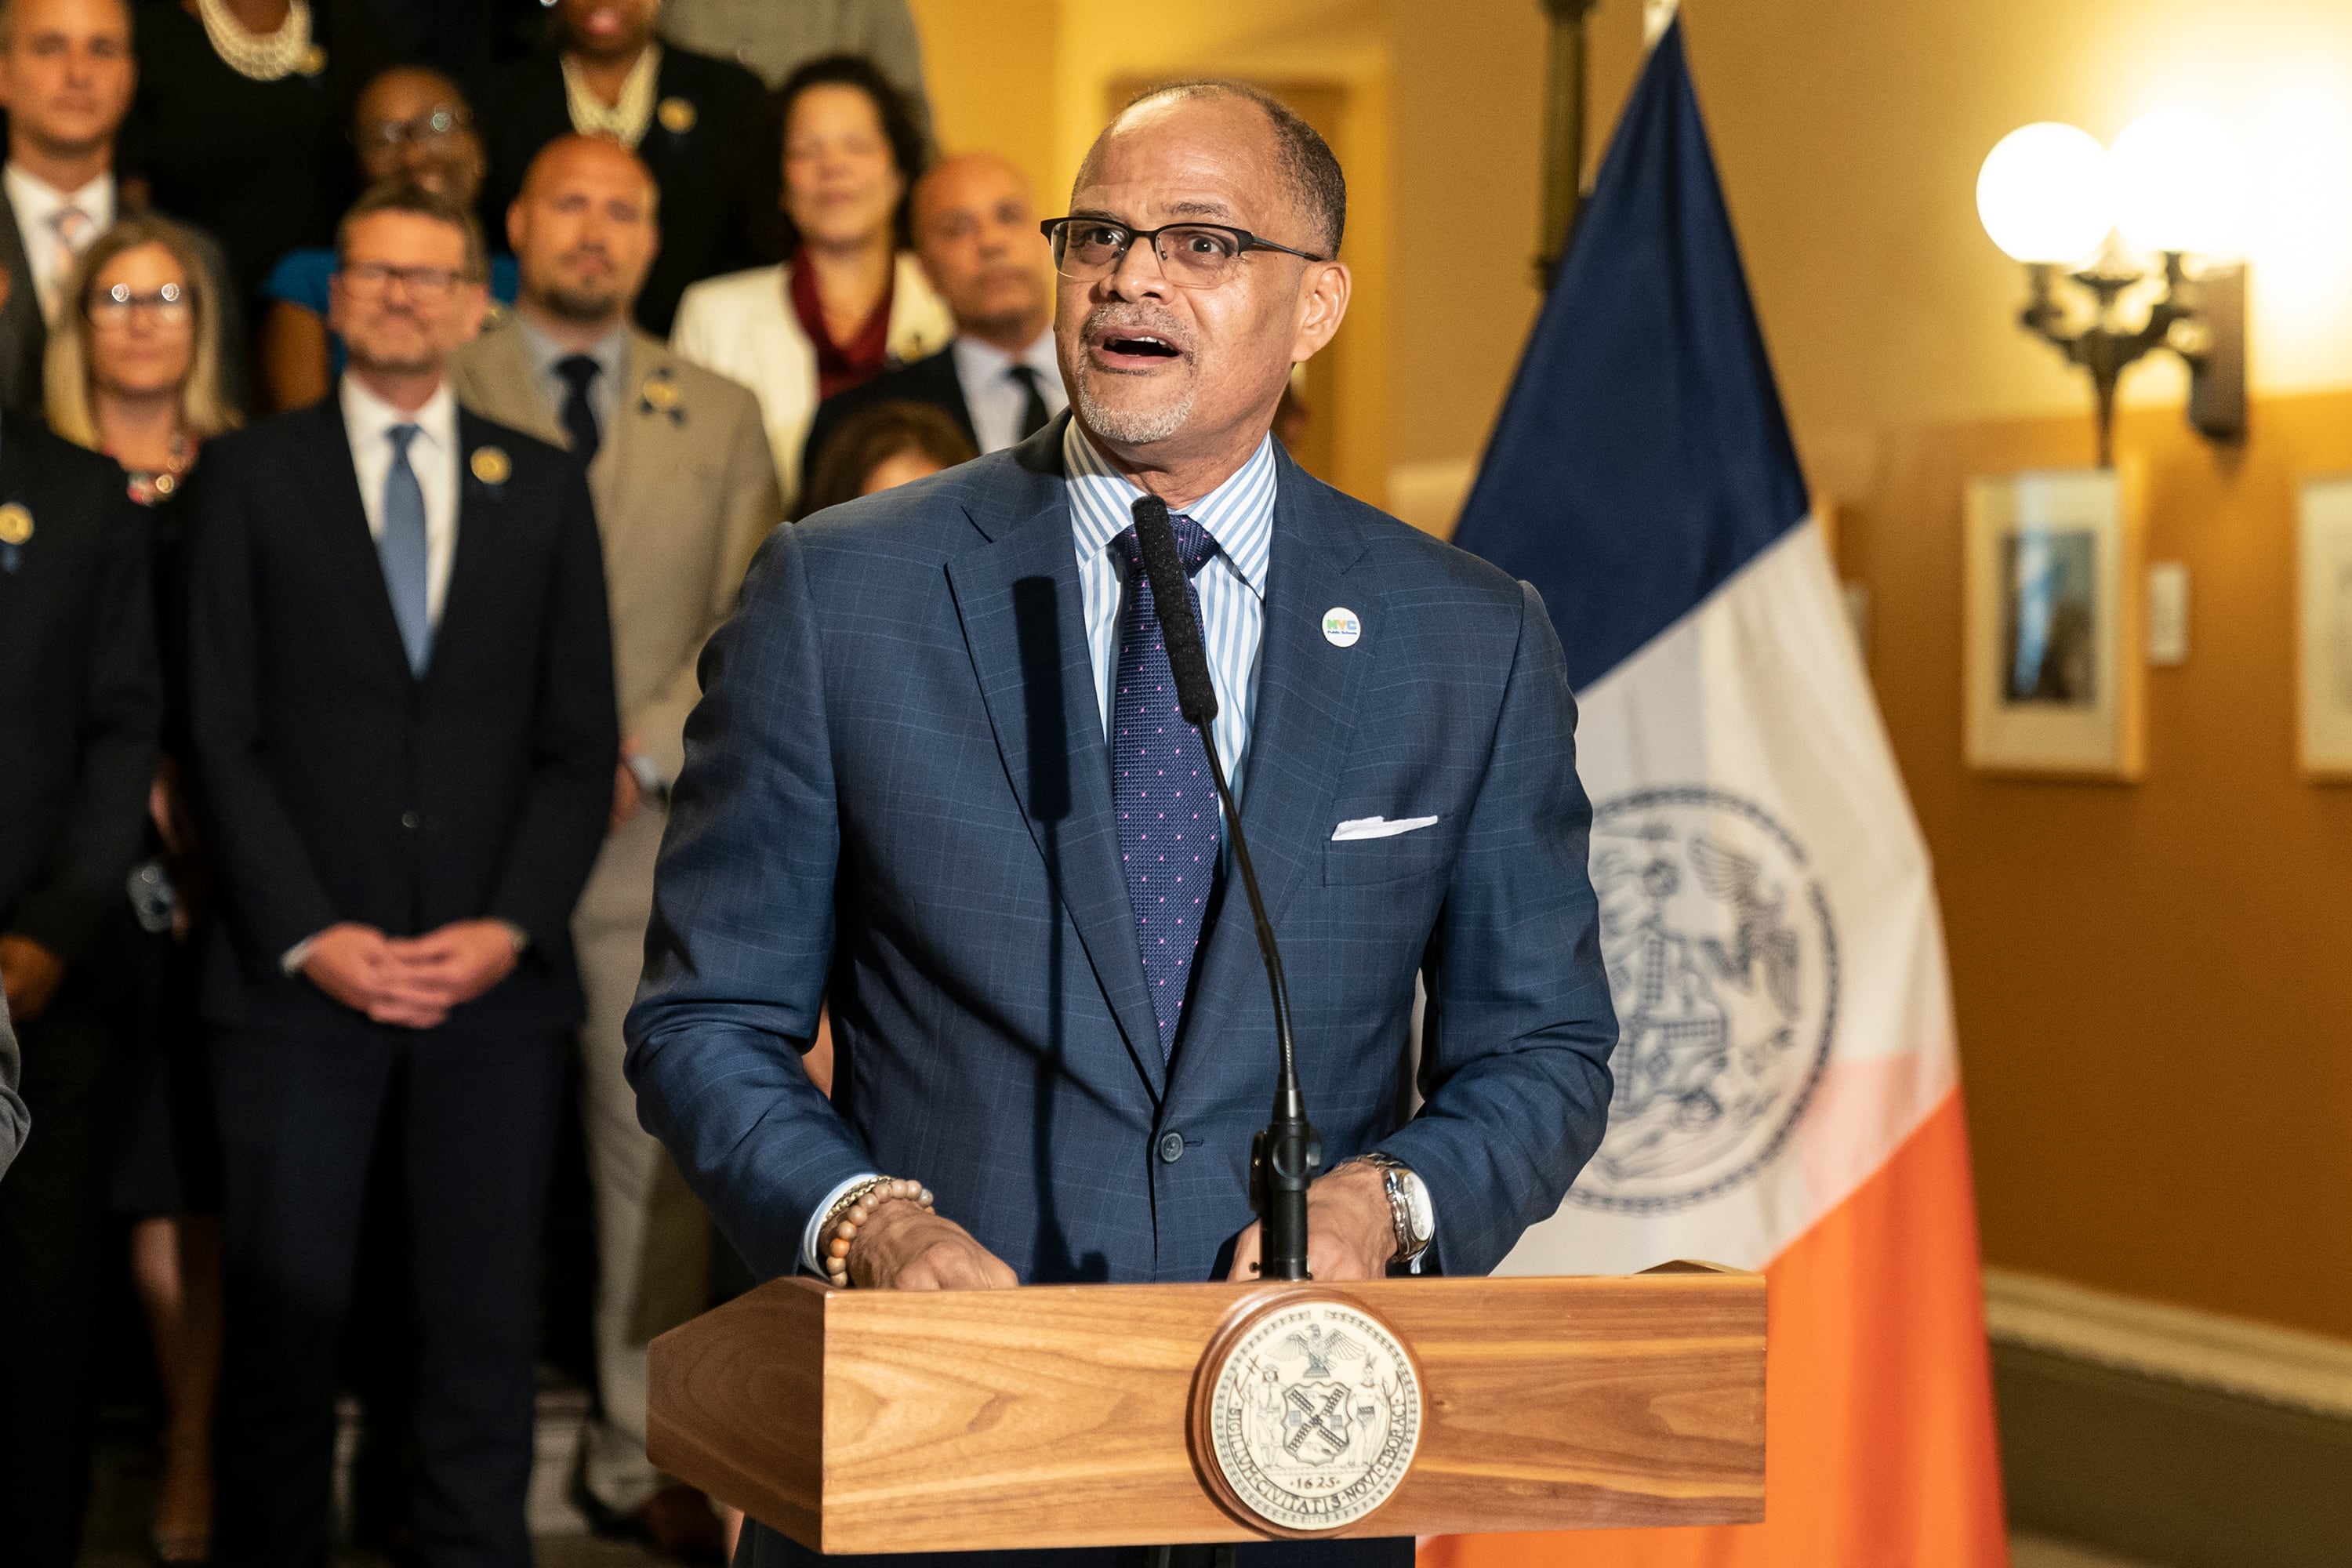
left=1534, top=0, right=1599, bottom=289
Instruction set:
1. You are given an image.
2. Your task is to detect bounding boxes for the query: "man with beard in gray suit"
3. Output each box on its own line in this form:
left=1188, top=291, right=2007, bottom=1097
left=452, top=130, right=782, bottom=1556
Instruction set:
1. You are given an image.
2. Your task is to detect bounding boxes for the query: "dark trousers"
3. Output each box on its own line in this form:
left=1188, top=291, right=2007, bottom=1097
left=212, top=1017, right=564, bottom=1568
left=0, top=978, right=120, bottom=1568
left=746, top=1526, right=1418, bottom=1568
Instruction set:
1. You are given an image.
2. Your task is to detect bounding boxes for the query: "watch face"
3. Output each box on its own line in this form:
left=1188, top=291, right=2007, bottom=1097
left=1399, top=1171, right=1434, bottom=1242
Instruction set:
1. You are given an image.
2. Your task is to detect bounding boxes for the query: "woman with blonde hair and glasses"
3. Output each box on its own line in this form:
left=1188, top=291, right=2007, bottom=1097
left=46, top=212, right=241, bottom=1568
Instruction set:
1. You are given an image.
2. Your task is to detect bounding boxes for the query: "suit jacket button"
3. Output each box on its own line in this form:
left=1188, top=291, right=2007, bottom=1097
left=1157, top=1131, right=1185, bottom=1164
left=401, top=810, right=419, bottom=829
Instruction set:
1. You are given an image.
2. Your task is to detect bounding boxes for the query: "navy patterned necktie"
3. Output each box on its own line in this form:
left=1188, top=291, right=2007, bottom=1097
left=1110, top=514, right=1221, bottom=1062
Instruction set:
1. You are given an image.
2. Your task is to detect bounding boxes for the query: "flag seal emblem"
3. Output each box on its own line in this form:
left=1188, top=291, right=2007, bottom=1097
left=1573, top=786, right=1839, bottom=1214
left=1192, top=1294, right=1421, bottom=1534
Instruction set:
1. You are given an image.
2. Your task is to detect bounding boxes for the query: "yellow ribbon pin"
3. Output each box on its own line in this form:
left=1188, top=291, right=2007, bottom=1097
left=470, top=446, right=511, bottom=485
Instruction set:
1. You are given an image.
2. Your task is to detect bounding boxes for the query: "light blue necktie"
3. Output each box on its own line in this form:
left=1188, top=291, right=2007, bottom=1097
left=379, top=423, right=431, bottom=675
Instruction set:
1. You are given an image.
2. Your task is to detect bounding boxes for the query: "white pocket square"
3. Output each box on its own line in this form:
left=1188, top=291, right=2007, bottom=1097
left=1331, top=815, right=1440, bottom=842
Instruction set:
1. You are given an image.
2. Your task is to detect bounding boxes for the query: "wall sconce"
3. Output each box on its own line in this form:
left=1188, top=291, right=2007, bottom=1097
left=1976, top=114, right=2247, bottom=467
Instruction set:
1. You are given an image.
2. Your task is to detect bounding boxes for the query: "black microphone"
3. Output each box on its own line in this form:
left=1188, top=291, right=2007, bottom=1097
left=1131, top=495, right=1320, bottom=1282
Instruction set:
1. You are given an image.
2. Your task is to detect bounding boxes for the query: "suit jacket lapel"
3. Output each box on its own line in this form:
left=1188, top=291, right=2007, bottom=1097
left=295, top=401, right=416, bottom=679
left=432, top=408, right=508, bottom=676
left=0, top=192, right=47, bottom=410
left=944, top=419, right=1167, bottom=1101
left=600, top=332, right=676, bottom=539
left=1169, top=452, right=1374, bottom=1091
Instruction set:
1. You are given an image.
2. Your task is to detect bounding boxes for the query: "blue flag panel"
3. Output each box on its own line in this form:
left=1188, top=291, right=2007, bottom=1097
left=1451, top=19, right=1809, bottom=691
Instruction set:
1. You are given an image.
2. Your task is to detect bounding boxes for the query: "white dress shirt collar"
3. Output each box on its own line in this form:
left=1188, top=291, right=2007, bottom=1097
left=5, top=165, right=116, bottom=322
left=951, top=328, right=1066, bottom=454
left=340, top=373, right=463, bottom=626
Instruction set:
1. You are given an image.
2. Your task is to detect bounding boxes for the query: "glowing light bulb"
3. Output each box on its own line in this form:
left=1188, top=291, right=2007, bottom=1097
left=2111, top=108, right=2248, bottom=257
left=1976, top=122, right=2114, bottom=265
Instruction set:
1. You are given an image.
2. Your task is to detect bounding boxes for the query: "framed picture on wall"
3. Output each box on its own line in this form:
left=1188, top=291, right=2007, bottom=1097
left=2296, top=477, right=2352, bottom=779
left=1962, top=467, right=2145, bottom=779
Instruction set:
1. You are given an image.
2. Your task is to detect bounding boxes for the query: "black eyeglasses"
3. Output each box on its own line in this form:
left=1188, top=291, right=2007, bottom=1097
left=358, top=106, right=474, bottom=153
left=1040, top=216, right=1327, bottom=289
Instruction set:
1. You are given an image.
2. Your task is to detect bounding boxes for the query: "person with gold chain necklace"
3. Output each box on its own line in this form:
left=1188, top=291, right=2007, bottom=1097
left=122, top=0, right=389, bottom=309
left=480, top=0, right=765, bottom=338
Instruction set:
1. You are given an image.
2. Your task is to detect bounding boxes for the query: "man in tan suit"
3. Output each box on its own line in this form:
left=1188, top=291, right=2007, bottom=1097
left=452, top=133, right=780, bottom=1552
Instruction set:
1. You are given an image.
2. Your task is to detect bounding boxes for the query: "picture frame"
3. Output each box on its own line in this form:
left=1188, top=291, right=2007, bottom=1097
left=1962, top=466, right=2145, bottom=780
left=2296, top=476, right=2352, bottom=779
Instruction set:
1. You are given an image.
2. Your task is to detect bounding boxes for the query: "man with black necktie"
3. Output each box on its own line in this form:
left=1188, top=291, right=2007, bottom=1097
left=187, top=180, right=617, bottom=1568
left=452, top=132, right=780, bottom=1553
left=801, top=151, right=1064, bottom=481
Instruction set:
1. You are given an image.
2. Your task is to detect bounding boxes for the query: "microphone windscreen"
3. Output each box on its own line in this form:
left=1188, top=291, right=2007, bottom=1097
left=1131, top=495, right=1220, bottom=727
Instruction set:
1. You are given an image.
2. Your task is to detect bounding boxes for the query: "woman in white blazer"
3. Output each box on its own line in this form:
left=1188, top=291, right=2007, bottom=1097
left=671, top=54, right=950, bottom=506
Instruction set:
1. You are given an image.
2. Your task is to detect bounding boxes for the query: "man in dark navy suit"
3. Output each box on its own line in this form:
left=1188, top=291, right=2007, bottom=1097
left=188, top=181, right=617, bottom=1568
left=629, top=81, right=1616, bottom=1568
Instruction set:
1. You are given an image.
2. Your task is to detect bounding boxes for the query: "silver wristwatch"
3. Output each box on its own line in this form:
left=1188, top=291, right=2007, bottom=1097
left=1359, top=1153, right=1434, bottom=1267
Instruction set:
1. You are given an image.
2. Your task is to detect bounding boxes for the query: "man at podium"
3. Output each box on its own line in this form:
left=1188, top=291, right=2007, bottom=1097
left=626, top=78, right=1618, bottom=1565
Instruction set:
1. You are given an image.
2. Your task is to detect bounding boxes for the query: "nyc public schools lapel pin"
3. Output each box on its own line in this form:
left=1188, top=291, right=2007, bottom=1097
left=470, top=445, right=511, bottom=487
left=657, top=96, right=697, bottom=135
left=1322, top=607, right=1361, bottom=648
left=299, top=43, right=328, bottom=77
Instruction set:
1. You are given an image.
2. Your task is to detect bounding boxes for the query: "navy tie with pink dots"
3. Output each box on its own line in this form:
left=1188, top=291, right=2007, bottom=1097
left=1111, top=516, right=1221, bottom=1062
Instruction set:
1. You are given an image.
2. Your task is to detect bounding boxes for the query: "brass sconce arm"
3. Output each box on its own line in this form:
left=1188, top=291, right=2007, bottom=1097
left=2015, top=252, right=2245, bottom=467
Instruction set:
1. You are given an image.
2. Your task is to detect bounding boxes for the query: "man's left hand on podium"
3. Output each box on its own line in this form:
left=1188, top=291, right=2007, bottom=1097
left=1225, top=1160, right=1396, bottom=1283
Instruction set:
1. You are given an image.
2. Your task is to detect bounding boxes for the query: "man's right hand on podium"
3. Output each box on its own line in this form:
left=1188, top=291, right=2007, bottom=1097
left=848, top=1200, right=1021, bottom=1290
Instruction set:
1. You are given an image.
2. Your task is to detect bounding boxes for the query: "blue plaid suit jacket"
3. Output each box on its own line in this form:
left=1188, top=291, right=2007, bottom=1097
left=625, top=416, right=1616, bottom=1284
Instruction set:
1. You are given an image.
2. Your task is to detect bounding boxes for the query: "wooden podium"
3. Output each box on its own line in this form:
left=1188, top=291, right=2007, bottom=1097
left=648, top=1261, right=1763, bottom=1553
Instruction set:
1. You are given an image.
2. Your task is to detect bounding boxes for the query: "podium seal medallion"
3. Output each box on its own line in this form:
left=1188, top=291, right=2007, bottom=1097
left=1190, top=1294, right=1421, bottom=1535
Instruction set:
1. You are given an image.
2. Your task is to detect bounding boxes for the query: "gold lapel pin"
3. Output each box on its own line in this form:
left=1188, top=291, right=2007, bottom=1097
left=470, top=445, right=511, bottom=485
left=0, top=502, right=33, bottom=546
left=299, top=42, right=328, bottom=76
left=657, top=96, right=697, bottom=135
left=641, top=376, right=681, bottom=412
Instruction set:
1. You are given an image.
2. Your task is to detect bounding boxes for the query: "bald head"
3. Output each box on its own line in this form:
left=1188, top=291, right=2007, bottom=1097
left=509, top=134, right=662, bottom=335
left=912, top=151, right=1051, bottom=352
left=1080, top=81, right=1343, bottom=256
left=521, top=132, right=659, bottom=211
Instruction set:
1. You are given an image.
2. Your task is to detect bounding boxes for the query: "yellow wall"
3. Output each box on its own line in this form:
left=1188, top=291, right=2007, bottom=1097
left=913, top=0, right=2352, bottom=1340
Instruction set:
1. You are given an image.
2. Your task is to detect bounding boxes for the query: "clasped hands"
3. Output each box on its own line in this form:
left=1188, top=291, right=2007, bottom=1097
left=302, top=919, right=520, bottom=1029
left=840, top=1158, right=1396, bottom=1290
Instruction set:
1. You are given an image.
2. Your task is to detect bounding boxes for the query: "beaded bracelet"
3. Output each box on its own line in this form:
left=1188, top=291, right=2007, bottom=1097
left=822, top=1176, right=935, bottom=1287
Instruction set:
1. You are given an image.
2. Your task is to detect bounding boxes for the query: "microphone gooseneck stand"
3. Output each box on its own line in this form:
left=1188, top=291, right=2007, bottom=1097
left=1129, top=495, right=1322, bottom=1283
left=1131, top=495, right=1288, bottom=1568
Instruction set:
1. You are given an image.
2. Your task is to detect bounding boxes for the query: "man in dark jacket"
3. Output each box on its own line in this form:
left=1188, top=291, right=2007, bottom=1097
left=187, top=181, right=616, bottom=1568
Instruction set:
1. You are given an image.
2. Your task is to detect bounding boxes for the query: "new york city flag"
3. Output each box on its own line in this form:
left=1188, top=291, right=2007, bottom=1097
left=1424, top=18, right=2008, bottom=1566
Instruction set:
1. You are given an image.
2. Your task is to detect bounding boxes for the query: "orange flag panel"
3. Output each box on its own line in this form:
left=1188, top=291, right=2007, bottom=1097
left=1421, top=1093, right=2008, bottom=1568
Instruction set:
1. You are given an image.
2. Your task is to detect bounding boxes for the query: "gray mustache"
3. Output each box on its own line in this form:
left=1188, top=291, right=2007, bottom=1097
left=1084, top=307, right=1193, bottom=354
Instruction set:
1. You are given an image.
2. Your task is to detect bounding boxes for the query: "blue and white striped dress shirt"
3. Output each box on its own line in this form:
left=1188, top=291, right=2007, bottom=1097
left=1063, top=419, right=1277, bottom=805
